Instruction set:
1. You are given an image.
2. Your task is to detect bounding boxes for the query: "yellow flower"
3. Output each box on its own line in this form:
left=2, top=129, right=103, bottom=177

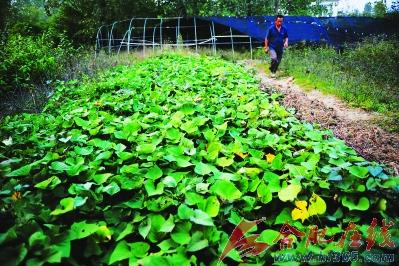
left=11, top=191, right=21, bottom=201
left=291, top=193, right=327, bottom=222
left=235, top=152, right=248, bottom=159
left=266, top=153, right=275, bottom=163
left=291, top=200, right=309, bottom=222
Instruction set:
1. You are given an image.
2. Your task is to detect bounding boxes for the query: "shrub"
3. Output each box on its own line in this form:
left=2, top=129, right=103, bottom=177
left=0, top=32, right=75, bottom=93
left=342, top=36, right=399, bottom=87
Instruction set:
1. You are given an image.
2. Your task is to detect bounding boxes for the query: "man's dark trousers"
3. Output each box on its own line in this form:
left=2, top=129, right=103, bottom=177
left=269, top=48, right=283, bottom=73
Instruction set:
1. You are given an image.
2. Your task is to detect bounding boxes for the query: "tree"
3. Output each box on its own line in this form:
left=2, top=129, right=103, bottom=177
left=274, top=0, right=280, bottom=13
left=49, top=0, right=158, bottom=43
left=4, top=0, right=50, bottom=35
left=374, top=0, right=387, bottom=17
left=363, top=2, right=373, bottom=16
left=392, top=0, right=399, bottom=12
left=0, top=0, right=11, bottom=32
left=1, top=0, right=331, bottom=45
left=278, top=0, right=322, bottom=15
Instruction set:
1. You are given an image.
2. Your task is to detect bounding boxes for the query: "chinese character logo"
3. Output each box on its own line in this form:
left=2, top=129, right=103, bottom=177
left=219, top=218, right=268, bottom=263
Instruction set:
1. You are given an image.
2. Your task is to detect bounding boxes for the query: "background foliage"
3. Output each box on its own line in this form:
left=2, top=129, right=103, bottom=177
left=1, top=0, right=329, bottom=44
left=0, top=32, right=75, bottom=93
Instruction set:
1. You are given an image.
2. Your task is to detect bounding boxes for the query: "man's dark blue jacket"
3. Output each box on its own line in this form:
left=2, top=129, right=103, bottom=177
left=266, top=25, right=288, bottom=51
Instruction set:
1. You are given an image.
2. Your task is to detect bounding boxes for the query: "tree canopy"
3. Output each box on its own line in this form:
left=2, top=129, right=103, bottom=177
left=0, top=0, right=396, bottom=44
left=1, top=0, right=331, bottom=43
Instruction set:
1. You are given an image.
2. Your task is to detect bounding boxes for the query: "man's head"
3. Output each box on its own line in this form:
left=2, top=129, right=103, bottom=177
left=274, top=14, right=284, bottom=28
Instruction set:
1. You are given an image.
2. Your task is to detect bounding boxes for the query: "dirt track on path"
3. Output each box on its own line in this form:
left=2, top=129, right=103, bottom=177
left=249, top=61, right=399, bottom=175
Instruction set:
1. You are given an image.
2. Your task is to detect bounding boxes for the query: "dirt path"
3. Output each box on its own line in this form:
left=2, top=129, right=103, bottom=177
left=248, top=61, right=399, bottom=175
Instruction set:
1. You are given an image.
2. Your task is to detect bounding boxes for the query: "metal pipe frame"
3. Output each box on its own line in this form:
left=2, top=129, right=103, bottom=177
left=160, top=18, right=163, bottom=50
left=127, top=18, right=135, bottom=53
left=108, top=21, right=118, bottom=54
left=212, top=21, right=216, bottom=55
left=153, top=25, right=157, bottom=52
left=177, top=17, right=181, bottom=48
left=194, top=17, right=198, bottom=52
left=117, top=30, right=129, bottom=55
left=143, top=18, right=148, bottom=55
left=229, top=27, right=234, bottom=56
left=96, top=17, right=257, bottom=57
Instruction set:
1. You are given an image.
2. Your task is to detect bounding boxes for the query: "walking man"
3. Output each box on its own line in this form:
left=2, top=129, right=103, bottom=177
left=264, top=15, right=289, bottom=77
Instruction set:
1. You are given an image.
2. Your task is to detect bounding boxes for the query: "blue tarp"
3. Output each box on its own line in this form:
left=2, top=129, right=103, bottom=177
left=96, top=16, right=398, bottom=53
left=199, top=16, right=397, bottom=45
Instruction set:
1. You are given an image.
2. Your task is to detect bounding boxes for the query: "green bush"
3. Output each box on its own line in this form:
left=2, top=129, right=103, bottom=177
left=0, top=32, right=74, bottom=93
left=7, top=3, right=49, bottom=36
left=342, top=37, right=399, bottom=87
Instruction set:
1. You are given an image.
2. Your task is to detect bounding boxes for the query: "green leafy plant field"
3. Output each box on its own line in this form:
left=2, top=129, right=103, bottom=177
left=0, top=53, right=398, bottom=265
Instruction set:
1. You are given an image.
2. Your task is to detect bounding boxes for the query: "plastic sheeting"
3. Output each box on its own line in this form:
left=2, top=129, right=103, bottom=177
left=199, top=16, right=396, bottom=45
left=95, top=16, right=398, bottom=55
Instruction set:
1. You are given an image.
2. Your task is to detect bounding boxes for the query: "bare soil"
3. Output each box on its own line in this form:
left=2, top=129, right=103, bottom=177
left=250, top=61, right=399, bottom=175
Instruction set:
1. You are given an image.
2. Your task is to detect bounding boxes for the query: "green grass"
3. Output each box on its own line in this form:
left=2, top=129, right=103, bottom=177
left=279, top=38, right=399, bottom=130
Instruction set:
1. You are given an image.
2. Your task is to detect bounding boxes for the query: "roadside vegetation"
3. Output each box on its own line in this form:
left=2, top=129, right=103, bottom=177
left=281, top=37, right=399, bottom=115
